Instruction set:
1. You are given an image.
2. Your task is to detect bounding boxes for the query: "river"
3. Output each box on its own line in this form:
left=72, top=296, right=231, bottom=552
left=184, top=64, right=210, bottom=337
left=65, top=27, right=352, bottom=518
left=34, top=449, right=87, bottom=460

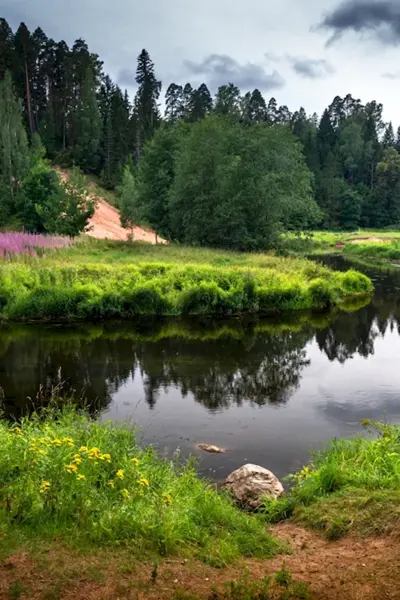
left=1, top=256, right=400, bottom=482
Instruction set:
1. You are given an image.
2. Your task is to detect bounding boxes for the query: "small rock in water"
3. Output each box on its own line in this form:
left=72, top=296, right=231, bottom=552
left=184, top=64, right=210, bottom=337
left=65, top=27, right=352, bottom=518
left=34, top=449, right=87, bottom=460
left=223, top=464, right=284, bottom=510
left=196, top=443, right=226, bottom=454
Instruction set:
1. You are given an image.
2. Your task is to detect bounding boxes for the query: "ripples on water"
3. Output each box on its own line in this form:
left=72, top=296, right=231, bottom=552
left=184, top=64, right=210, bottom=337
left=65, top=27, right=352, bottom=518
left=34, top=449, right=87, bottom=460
left=1, top=257, right=400, bottom=480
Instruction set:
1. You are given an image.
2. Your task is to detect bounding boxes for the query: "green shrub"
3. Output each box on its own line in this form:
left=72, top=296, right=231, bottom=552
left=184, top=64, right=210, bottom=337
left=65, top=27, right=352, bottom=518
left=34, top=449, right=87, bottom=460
left=307, top=279, right=333, bottom=308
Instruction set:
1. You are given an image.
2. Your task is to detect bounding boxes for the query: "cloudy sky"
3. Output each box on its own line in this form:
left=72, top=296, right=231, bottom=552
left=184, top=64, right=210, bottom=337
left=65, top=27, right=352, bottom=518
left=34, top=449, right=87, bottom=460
left=3, top=0, right=400, bottom=123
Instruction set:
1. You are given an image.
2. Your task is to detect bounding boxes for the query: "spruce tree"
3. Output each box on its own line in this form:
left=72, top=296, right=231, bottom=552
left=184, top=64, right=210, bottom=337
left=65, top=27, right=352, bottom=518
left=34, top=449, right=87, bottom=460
left=134, top=49, right=161, bottom=156
left=188, top=83, right=213, bottom=121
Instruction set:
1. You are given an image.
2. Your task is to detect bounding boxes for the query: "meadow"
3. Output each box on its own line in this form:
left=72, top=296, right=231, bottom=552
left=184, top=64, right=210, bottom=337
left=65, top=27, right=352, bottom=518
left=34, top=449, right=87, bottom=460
left=0, top=237, right=373, bottom=321
left=0, top=408, right=281, bottom=567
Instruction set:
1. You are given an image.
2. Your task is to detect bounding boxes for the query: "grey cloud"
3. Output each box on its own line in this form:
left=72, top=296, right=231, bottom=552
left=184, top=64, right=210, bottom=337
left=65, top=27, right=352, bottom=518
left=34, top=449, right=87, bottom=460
left=291, top=58, right=335, bottom=79
left=183, top=54, right=285, bottom=91
left=117, top=68, right=136, bottom=88
left=382, top=71, right=400, bottom=79
left=319, top=0, right=400, bottom=46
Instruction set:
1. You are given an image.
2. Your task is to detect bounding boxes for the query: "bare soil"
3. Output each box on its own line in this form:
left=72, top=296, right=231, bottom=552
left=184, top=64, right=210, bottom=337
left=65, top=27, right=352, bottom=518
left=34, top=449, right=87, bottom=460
left=87, top=199, right=164, bottom=244
left=55, top=167, right=166, bottom=244
left=1, top=524, right=400, bottom=599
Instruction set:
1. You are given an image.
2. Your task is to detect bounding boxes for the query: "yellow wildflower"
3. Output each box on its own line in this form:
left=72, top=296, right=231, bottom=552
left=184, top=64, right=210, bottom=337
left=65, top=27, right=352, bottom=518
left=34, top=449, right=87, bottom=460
left=162, top=493, right=172, bottom=506
left=12, top=427, right=23, bottom=437
left=77, top=474, right=86, bottom=481
left=52, top=439, right=62, bottom=447
left=131, top=457, right=140, bottom=465
left=38, top=437, right=50, bottom=445
left=72, top=455, right=82, bottom=465
left=88, top=447, right=101, bottom=460
left=138, top=477, right=149, bottom=487
left=79, top=446, right=88, bottom=453
left=116, top=469, right=124, bottom=480
left=107, top=480, right=115, bottom=489
left=99, top=453, right=111, bottom=463
left=65, top=464, right=78, bottom=473
left=62, top=437, right=74, bottom=447
left=37, top=449, right=47, bottom=456
left=39, top=481, right=51, bottom=494
left=121, top=488, right=130, bottom=499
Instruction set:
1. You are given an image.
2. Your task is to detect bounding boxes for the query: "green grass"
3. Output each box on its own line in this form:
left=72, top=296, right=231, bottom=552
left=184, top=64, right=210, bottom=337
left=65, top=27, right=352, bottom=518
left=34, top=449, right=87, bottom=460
left=263, top=421, right=400, bottom=539
left=0, top=408, right=282, bottom=567
left=282, top=229, right=400, bottom=256
left=0, top=239, right=373, bottom=320
left=343, top=240, right=400, bottom=261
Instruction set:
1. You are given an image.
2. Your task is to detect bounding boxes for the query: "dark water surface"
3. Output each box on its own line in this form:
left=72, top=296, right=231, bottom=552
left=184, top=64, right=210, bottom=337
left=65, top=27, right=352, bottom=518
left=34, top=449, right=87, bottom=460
left=1, top=256, right=400, bottom=481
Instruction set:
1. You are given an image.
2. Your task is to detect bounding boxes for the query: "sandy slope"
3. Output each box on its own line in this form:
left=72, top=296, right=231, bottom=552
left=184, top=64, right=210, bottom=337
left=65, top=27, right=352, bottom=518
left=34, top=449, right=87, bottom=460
left=55, top=167, right=165, bottom=244
left=87, top=199, right=164, bottom=244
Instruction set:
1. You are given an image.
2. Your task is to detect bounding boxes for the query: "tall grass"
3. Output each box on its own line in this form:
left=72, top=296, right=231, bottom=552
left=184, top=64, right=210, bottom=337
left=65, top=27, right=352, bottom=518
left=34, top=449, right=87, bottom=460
left=264, top=421, right=400, bottom=539
left=0, top=408, right=281, bottom=565
left=0, top=254, right=373, bottom=320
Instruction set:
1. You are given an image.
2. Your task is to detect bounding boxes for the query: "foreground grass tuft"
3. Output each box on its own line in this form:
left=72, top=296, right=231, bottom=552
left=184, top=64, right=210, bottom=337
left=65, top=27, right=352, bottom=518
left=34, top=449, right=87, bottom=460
left=0, top=408, right=281, bottom=566
left=264, top=421, right=400, bottom=539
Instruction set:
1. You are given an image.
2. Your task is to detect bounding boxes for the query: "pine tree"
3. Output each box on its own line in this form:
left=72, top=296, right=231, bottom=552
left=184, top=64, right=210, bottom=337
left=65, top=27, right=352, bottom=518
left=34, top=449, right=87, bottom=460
left=0, top=71, right=30, bottom=203
left=241, top=89, right=266, bottom=123
left=134, top=49, right=161, bottom=157
left=188, top=83, right=213, bottom=121
left=0, top=18, right=15, bottom=81
left=74, top=67, right=102, bottom=173
left=165, top=83, right=185, bottom=122
left=13, top=23, right=35, bottom=135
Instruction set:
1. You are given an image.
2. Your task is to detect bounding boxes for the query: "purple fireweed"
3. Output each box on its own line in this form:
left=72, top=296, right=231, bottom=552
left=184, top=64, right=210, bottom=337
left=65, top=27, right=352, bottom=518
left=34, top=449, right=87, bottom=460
left=0, top=232, right=72, bottom=257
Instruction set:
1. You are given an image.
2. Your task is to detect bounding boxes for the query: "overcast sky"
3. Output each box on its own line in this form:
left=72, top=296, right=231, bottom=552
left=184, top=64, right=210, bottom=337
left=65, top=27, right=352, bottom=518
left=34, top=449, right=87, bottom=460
left=2, top=0, right=400, bottom=124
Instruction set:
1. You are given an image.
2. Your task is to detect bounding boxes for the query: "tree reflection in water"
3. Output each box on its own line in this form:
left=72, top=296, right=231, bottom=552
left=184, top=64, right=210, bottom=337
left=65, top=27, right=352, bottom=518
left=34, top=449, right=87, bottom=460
left=1, top=258, right=400, bottom=418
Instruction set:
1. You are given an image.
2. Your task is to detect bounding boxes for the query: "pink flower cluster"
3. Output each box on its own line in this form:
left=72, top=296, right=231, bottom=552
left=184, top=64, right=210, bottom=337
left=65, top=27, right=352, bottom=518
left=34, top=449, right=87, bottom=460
left=0, top=232, right=72, bottom=257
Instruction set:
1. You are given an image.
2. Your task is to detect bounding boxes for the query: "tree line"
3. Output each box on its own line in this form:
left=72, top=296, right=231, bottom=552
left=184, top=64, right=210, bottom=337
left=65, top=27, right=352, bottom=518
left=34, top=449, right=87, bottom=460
left=1, top=17, right=400, bottom=243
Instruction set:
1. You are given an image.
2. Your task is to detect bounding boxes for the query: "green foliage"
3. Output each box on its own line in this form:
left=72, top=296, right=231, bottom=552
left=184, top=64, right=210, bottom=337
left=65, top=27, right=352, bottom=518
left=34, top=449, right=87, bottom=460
left=208, top=568, right=310, bottom=600
left=73, top=68, right=102, bottom=173
left=16, top=160, right=62, bottom=232
left=0, top=71, right=30, bottom=208
left=117, top=166, right=141, bottom=231
left=0, top=247, right=373, bottom=320
left=38, top=168, right=95, bottom=236
left=137, top=124, right=184, bottom=237
left=0, top=408, right=280, bottom=565
left=264, top=421, right=400, bottom=539
left=168, top=116, right=318, bottom=250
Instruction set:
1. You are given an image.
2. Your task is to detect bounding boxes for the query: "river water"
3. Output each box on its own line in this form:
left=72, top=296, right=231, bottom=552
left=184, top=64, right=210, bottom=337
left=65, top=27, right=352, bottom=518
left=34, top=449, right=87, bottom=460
left=1, top=257, right=400, bottom=482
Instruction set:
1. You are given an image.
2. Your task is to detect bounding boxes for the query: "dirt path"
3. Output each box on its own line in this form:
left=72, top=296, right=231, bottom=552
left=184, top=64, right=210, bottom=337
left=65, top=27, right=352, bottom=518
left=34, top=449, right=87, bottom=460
left=1, top=525, right=400, bottom=599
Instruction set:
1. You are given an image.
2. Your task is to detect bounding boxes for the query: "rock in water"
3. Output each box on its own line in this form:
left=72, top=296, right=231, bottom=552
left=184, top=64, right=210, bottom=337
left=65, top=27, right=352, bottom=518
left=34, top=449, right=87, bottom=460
left=196, top=443, right=226, bottom=454
left=223, top=464, right=284, bottom=509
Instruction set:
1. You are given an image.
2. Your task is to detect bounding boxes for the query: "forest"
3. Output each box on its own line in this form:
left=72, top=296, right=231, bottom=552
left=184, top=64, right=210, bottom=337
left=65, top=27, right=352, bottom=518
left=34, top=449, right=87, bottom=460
left=1, top=18, right=400, bottom=247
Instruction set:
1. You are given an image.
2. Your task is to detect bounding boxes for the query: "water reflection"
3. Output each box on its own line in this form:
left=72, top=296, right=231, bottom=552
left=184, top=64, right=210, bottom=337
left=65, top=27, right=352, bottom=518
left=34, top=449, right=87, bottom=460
left=1, top=258, right=400, bottom=479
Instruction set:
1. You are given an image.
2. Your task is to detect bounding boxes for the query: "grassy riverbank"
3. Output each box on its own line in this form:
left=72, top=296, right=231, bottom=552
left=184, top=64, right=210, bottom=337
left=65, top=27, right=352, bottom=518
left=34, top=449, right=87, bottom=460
left=2, top=411, right=400, bottom=598
left=0, top=409, right=281, bottom=568
left=264, top=420, right=400, bottom=540
left=0, top=239, right=372, bottom=320
left=282, top=230, right=400, bottom=258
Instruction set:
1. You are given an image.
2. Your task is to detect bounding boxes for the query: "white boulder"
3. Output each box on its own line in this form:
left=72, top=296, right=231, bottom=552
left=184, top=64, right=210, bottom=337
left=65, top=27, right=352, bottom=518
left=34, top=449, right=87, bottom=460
left=223, top=464, right=284, bottom=510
